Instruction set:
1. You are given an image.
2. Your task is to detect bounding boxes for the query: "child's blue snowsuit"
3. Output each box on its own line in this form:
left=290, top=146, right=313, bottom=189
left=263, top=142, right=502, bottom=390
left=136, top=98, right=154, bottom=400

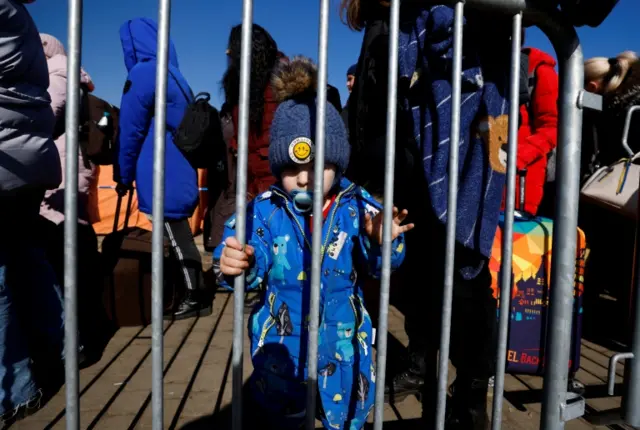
left=213, top=178, right=407, bottom=429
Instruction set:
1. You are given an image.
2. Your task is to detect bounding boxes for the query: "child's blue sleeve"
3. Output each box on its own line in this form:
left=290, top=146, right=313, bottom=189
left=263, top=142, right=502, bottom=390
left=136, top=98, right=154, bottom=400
left=212, top=202, right=272, bottom=290
left=355, top=188, right=406, bottom=279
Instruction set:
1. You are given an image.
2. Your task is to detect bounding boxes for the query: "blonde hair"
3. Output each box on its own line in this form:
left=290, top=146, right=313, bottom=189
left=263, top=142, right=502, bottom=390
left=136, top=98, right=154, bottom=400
left=584, top=51, right=638, bottom=94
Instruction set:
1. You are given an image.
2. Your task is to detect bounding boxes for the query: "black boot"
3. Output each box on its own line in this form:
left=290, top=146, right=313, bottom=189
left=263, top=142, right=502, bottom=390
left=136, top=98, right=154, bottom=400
left=446, top=376, right=489, bottom=430
left=384, top=351, right=426, bottom=403
left=165, top=289, right=212, bottom=320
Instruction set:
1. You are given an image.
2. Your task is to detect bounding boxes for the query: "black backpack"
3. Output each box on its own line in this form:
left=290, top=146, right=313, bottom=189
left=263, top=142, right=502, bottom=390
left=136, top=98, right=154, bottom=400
left=173, top=91, right=225, bottom=171
left=53, top=84, right=120, bottom=166
left=79, top=91, right=120, bottom=166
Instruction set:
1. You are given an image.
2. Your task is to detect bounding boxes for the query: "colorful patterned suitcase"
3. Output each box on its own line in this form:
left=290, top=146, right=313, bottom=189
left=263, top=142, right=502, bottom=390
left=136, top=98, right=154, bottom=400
left=489, top=182, right=587, bottom=375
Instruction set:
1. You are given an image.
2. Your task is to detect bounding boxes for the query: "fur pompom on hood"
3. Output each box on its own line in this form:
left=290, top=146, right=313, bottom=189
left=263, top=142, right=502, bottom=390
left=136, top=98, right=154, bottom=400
left=271, top=56, right=318, bottom=102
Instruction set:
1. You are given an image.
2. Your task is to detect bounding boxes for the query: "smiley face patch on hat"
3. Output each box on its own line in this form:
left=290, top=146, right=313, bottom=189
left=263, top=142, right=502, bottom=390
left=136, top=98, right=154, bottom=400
left=288, top=137, right=315, bottom=164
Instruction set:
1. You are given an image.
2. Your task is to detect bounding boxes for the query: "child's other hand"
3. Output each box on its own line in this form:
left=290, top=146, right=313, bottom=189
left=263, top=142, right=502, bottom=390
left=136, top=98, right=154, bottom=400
left=220, top=236, right=255, bottom=276
left=364, top=207, right=415, bottom=245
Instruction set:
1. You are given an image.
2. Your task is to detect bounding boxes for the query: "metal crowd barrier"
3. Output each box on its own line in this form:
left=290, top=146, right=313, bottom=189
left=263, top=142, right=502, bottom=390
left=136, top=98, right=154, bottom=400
left=62, top=0, right=598, bottom=428
left=605, top=104, right=640, bottom=429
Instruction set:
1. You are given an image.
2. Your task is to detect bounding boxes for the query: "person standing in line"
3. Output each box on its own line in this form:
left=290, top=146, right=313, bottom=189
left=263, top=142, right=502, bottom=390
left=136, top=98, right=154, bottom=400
left=115, top=17, right=211, bottom=320
left=0, top=0, right=66, bottom=423
left=37, top=33, right=114, bottom=364
left=222, top=23, right=280, bottom=198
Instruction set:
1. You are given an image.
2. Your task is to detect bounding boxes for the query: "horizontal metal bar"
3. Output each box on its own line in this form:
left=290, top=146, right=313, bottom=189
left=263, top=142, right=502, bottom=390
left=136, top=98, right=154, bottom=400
left=98, top=185, right=210, bottom=191
left=578, top=90, right=603, bottom=112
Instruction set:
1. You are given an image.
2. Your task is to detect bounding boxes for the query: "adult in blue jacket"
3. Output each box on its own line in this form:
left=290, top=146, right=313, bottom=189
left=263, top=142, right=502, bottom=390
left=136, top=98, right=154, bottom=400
left=116, top=17, right=211, bottom=320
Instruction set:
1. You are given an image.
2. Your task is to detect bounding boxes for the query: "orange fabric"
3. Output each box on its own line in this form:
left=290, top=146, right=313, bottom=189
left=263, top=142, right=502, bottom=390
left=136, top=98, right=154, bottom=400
left=188, top=169, right=209, bottom=236
left=91, top=165, right=208, bottom=236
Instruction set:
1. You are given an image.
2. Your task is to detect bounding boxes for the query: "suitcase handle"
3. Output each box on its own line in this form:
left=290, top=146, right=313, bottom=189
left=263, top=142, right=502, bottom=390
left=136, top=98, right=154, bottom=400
left=518, top=169, right=527, bottom=212
left=112, top=191, right=134, bottom=233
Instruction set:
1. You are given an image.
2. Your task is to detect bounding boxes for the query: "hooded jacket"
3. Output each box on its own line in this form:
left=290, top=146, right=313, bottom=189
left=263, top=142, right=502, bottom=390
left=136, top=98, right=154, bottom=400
left=116, top=17, right=197, bottom=219
left=0, top=0, right=61, bottom=195
left=213, top=180, right=406, bottom=429
left=38, top=33, right=97, bottom=225
left=510, top=47, right=559, bottom=215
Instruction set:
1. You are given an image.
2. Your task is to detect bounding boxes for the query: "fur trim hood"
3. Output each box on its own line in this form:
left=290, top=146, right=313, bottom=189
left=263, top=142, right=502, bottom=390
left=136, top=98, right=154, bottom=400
left=271, top=56, right=317, bottom=102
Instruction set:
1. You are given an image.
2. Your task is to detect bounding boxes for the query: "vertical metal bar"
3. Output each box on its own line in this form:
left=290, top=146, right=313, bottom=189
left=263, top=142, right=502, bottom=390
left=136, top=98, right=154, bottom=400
left=435, top=3, right=465, bottom=429
left=305, top=0, right=330, bottom=427
left=152, top=0, right=171, bottom=428
left=64, top=0, right=82, bottom=428
left=232, top=1, right=253, bottom=428
left=372, top=0, right=400, bottom=427
left=622, top=211, right=640, bottom=426
left=540, top=24, right=583, bottom=430
left=490, top=12, right=522, bottom=430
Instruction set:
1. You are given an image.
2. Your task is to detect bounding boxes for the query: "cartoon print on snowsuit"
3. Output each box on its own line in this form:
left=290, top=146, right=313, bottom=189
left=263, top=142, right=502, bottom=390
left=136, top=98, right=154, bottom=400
left=270, top=235, right=291, bottom=282
left=213, top=178, right=407, bottom=429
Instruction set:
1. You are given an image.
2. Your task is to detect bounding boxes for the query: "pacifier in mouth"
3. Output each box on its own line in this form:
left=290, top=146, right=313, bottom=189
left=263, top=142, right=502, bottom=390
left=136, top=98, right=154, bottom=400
left=291, top=190, right=313, bottom=214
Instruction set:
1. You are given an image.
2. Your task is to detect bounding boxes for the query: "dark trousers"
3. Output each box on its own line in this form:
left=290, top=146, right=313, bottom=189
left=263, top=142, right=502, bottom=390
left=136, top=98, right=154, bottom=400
left=40, top=217, right=106, bottom=351
left=398, top=191, right=498, bottom=392
left=163, top=219, right=204, bottom=292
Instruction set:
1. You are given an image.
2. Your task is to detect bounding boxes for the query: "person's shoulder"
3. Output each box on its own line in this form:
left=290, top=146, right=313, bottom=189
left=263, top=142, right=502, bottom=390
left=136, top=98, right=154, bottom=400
left=250, top=190, right=282, bottom=215
left=122, top=63, right=156, bottom=98
left=338, top=180, right=380, bottom=214
left=127, top=62, right=157, bottom=85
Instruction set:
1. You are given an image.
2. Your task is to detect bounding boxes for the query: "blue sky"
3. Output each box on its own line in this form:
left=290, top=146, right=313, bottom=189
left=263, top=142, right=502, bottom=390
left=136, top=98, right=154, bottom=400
left=28, top=0, right=639, bottom=110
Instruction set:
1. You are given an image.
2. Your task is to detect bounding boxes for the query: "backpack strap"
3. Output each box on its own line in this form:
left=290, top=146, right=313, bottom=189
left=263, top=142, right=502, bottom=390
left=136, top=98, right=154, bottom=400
left=167, top=68, right=194, bottom=104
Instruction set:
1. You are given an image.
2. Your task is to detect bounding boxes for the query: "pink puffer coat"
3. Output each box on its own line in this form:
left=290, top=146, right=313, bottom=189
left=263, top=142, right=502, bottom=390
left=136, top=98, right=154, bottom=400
left=39, top=33, right=97, bottom=225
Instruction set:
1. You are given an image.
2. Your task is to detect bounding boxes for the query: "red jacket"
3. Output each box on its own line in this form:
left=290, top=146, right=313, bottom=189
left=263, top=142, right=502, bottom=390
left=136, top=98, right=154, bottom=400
left=504, top=47, right=559, bottom=215
left=231, top=85, right=279, bottom=197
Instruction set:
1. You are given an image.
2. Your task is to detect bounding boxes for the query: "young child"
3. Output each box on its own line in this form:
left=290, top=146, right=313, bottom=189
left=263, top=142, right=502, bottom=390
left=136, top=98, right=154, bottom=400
left=213, top=56, right=413, bottom=429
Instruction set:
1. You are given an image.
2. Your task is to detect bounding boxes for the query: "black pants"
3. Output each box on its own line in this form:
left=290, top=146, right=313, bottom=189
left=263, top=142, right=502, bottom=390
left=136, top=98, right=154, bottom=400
left=163, top=219, right=204, bottom=292
left=40, top=217, right=106, bottom=350
left=399, top=198, right=497, bottom=381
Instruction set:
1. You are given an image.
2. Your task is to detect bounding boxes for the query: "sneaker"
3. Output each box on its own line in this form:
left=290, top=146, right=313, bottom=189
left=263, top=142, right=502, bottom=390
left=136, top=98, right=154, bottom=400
left=165, top=289, right=212, bottom=321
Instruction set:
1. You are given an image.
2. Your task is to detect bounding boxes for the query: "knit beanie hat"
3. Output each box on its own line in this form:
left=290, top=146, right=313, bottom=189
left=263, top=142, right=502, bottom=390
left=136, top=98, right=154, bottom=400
left=347, top=64, right=357, bottom=76
left=269, top=56, right=350, bottom=179
left=40, top=33, right=66, bottom=59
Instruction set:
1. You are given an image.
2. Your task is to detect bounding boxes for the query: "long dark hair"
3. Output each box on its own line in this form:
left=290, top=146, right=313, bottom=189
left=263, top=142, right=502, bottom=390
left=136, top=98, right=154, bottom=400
left=340, top=0, right=390, bottom=31
left=222, top=23, right=278, bottom=133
